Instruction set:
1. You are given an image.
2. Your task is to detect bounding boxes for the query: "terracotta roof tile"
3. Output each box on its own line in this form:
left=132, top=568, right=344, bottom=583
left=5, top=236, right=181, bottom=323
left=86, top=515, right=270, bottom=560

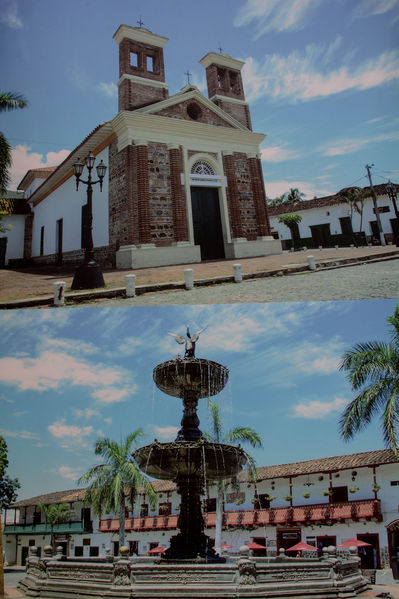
left=0, top=193, right=31, bottom=215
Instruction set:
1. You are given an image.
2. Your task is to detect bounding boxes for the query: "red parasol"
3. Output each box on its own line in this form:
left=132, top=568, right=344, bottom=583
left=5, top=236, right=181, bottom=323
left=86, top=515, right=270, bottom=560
left=246, top=542, right=267, bottom=550
left=337, top=538, right=371, bottom=548
left=286, top=542, right=317, bottom=552
left=147, top=546, right=165, bottom=554
left=213, top=542, right=235, bottom=550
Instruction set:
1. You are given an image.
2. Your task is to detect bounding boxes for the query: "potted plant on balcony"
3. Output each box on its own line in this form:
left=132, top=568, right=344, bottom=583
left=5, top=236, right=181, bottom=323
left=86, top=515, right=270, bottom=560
left=283, top=494, right=293, bottom=502
left=266, top=495, right=277, bottom=502
left=235, top=497, right=244, bottom=505
left=372, top=484, right=381, bottom=493
left=349, top=486, right=359, bottom=493
left=251, top=497, right=258, bottom=504
left=303, top=492, right=311, bottom=499
left=321, top=490, right=333, bottom=497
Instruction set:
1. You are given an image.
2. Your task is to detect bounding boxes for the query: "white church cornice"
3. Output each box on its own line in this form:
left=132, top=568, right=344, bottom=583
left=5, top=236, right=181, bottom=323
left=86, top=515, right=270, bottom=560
left=111, top=111, right=265, bottom=154
left=117, top=73, right=169, bottom=90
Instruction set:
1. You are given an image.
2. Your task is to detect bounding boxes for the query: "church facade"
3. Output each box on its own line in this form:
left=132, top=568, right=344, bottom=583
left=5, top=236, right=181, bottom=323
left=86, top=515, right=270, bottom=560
left=20, top=25, right=281, bottom=270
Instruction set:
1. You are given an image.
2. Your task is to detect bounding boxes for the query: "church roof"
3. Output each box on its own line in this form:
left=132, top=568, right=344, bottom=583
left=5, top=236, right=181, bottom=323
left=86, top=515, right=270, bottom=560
left=18, top=167, right=57, bottom=191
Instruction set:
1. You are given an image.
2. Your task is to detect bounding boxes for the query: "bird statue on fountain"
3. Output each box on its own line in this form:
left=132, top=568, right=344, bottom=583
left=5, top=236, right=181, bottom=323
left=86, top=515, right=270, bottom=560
left=168, top=326, right=206, bottom=358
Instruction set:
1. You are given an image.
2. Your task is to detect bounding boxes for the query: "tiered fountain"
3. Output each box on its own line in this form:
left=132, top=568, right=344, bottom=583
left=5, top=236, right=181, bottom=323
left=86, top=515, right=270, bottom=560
left=19, top=328, right=370, bottom=599
left=134, top=327, right=247, bottom=560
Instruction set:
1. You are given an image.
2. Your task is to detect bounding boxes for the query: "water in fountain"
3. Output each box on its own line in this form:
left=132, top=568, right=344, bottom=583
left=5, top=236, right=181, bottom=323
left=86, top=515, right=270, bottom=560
left=134, top=355, right=247, bottom=561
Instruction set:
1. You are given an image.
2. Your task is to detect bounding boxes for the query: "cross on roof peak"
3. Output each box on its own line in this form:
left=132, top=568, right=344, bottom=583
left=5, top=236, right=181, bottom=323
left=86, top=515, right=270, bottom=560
left=184, top=70, right=192, bottom=84
left=137, top=17, right=145, bottom=28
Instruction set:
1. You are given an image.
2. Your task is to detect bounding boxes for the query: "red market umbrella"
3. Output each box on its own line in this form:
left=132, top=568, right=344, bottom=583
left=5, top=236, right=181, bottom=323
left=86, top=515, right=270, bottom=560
left=286, top=542, right=317, bottom=553
left=147, top=546, right=165, bottom=554
left=212, top=542, right=235, bottom=550
left=246, top=542, right=267, bottom=550
left=337, top=538, right=371, bottom=548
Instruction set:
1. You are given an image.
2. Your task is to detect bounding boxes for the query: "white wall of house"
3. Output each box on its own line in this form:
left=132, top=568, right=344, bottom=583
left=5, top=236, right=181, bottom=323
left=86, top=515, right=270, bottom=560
left=0, top=214, right=26, bottom=264
left=31, top=148, right=109, bottom=258
left=270, top=194, right=397, bottom=243
left=24, top=177, right=48, bottom=200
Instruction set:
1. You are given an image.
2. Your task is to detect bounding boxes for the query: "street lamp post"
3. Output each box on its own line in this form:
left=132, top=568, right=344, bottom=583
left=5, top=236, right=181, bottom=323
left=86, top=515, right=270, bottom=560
left=386, top=180, right=399, bottom=247
left=71, top=151, right=107, bottom=290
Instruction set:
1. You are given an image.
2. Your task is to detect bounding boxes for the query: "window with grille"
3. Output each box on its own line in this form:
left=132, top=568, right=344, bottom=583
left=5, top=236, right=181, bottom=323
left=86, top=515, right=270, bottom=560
left=191, top=161, right=215, bottom=176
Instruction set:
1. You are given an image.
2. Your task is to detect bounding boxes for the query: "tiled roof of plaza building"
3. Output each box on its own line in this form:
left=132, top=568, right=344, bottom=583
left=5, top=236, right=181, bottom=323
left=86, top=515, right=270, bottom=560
left=267, top=183, right=398, bottom=217
left=11, top=449, right=397, bottom=508
left=0, top=191, right=30, bottom=215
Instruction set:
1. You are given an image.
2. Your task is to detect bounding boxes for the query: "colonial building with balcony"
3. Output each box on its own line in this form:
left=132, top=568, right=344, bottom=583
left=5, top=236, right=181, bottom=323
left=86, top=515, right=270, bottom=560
left=4, top=449, right=399, bottom=573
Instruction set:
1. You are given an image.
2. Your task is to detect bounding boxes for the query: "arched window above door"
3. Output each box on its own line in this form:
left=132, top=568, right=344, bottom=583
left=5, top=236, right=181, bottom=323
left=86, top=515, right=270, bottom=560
left=191, top=161, right=215, bottom=176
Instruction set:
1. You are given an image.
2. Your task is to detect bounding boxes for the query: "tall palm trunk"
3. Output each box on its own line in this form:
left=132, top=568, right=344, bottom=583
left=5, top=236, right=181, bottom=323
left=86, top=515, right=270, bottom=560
left=119, top=498, right=126, bottom=549
left=214, top=483, right=223, bottom=555
left=0, top=515, right=4, bottom=599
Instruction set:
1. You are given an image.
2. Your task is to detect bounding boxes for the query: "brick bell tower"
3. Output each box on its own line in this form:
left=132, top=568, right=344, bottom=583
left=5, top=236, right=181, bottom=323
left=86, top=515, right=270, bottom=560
left=199, top=52, right=252, bottom=130
left=113, top=25, right=169, bottom=111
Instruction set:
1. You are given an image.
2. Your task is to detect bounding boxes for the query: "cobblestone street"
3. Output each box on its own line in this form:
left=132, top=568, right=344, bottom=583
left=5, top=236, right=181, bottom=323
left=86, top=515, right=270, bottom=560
left=83, top=258, right=399, bottom=306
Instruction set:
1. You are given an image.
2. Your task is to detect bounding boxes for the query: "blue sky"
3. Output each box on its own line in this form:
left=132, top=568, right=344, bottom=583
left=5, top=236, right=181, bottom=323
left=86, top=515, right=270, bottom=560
left=1, top=0, right=399, bottom=198
left=0, top=299, right=397, bottom=501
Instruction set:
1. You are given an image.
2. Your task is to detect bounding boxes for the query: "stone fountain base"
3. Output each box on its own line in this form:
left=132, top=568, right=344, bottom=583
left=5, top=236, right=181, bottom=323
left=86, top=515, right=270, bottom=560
left=19, top=548, right=370, bottom=599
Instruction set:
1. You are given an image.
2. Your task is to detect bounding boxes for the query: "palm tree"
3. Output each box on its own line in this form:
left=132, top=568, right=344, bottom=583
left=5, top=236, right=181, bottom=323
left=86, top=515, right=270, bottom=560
left=278, top=213, right=302, bottom=250
left=78, top=431, right=157, bottom=549
left=38, top=503, right=74, bottom=550
left=286, top=188, right=305, bottom=204
left=204, top=400, right=262, bottom=555
left=339, top=305, right=399, bottom=456
left=338, top=187, right=371, bottom=243
left=0, top=91, right=28, bottom=192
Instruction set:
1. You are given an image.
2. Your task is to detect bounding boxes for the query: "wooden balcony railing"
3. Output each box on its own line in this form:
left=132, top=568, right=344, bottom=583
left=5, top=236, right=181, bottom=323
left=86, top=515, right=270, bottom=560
left=98, top=499, right=381, bottom=533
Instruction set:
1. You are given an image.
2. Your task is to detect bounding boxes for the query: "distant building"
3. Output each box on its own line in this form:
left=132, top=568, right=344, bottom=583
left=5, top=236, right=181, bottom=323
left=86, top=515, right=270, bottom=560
left=268, top=184, right=399, bottom=249
left=0, top=190, right=31, bottom=267
left=4, top=448, right=399, bottom=573
left=15, top=24, right=280, bottom=271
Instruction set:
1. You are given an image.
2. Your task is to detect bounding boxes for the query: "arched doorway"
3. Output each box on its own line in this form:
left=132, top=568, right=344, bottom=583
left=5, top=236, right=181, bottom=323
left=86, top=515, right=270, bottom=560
left=387, top=519, right=399, bottom=579
left=189, top=160, right=225, bottom=261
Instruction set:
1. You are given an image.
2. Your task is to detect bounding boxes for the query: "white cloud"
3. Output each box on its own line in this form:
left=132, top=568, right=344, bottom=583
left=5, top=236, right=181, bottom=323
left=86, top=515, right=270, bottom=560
left=352, top=0, right=399, bottom=18
left=265, top=179, right=333, bottom=200
left=260, top=145, right=300, bottom=163
left=234, top=0, right=322, bottom=36
left=92, top=387, right=132, bottom=404
left=0, top=428, right=40, bottom=440
left=293, top=396, right=348, bottom=419
left=0, top=350, right=130, bottom=407
left=153, top=425, right=179, bottom=440
left=73, top=408, right=101, bottom=420
left=48, top=419, right=93, bottom=440
left=290, top=340, right=343, bottom=375
left=98, top=82, right=118, bottom=98
left=242, top=46, right=399, bottom=103
left=321, top=130, right=399, bottom=156
left=58, top=465, right=83, bottom=481
left=45, top=338, right=99, bottom=355
left=118, top=337, right=143, bottom=355
left=0, top=1, right=23, bottom=28
left=10, top=145, right=70, bottom=190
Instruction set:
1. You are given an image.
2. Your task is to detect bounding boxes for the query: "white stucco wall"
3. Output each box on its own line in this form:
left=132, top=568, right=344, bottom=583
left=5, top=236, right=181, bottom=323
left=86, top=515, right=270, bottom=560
left=31, top=147, right=109, bottom=258
left=0, top=214, right=26, bottom=264
left=270, top=194, right=396, bottom=242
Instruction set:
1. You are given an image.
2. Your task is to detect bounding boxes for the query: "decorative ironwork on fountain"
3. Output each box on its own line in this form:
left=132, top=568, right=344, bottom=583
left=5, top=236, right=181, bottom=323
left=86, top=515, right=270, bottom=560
left=134, top=327, right=248, bottom=560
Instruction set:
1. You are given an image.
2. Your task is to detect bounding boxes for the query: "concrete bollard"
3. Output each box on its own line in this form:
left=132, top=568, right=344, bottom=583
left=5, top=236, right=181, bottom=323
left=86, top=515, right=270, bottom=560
left=233, top=263, right=242, bottom=283
left=53, top=281, right=66, bottom=307
left=307, top=256, right=316, bottom=271
left=318, top=246, right=323, bottom=250
left=184, top=269, right=194, bottom=290
left=125, top=274, right=136, bottom=297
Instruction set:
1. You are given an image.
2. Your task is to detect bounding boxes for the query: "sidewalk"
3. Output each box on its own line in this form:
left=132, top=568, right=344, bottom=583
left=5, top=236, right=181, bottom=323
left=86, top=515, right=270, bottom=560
left=0, top=245, right=398, bottom=308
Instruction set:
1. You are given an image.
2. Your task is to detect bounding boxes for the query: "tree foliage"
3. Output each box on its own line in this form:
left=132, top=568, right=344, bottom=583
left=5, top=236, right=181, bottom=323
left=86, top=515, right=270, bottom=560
left=0, top=92, right=28, bottom=192
left=37, top=503, right=74, bottom=548
left=337, top=186, right=371, bottom=233
left=0, top=436, right=20, bottom=510
left=78, top=431, right=156, bottom=548
left=339, top=305, right=399, bottom=455
left=268, top=188, right=305, bottom=207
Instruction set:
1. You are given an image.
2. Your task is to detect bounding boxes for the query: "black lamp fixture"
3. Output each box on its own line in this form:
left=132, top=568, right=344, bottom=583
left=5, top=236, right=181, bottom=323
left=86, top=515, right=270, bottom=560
left=386, top=180, right=399, bottom=247
left=71, top=151, right=107, bottom=290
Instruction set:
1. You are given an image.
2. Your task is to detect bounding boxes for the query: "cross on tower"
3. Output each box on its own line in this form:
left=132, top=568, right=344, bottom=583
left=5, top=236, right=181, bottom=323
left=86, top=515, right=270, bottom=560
left=137, top=17, right=145, bottom=28
left=218, top=42, right=223, bottom=54
left=184, top=70, right=192, bottom=84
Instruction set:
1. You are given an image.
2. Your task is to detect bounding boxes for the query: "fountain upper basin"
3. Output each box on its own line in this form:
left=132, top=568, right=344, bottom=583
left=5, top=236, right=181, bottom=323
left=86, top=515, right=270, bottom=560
left=153, top=358, right=229, bottom=399
left=134, top=439, right=247, bottom=481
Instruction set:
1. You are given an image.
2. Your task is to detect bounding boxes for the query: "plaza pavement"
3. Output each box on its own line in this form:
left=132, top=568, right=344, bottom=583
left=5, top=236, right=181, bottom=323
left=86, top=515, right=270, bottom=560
left=3, top=565, right=399, bottom=598
left=0, top=246, right=398, bottom=309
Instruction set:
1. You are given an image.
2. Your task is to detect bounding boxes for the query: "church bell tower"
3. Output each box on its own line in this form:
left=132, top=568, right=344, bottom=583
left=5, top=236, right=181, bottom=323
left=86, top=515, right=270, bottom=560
left=113, top=24, right=169, bottom=111
left=200, top=52, right=252, bottom=130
